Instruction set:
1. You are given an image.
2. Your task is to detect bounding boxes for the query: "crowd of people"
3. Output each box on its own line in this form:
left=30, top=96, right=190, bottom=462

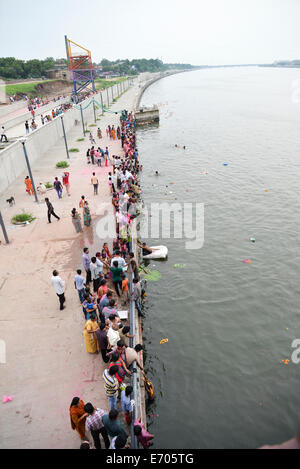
left=25, top=102, right=74, bottom=134
left=26, top=95, right=67, bottom=112
left=50, top=109, right=154, bottom=449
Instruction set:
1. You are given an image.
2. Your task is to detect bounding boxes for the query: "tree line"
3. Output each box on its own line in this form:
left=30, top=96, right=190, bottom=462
left=0, top=57, right=67, bottom=80
left=99, top=58, right=196, bottom=75
left=0, top=56, right=196, bottom=80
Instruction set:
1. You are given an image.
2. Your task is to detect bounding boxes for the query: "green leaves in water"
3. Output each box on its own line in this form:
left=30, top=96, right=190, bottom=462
left=139, top=267, right=162, bottom=282
left=144, top=270, right=162, bottom=281
left=173, top=264, right=186, bottom=269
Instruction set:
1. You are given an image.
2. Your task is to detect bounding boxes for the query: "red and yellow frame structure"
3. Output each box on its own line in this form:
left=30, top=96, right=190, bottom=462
left=65, top=36, right=95, bottom=102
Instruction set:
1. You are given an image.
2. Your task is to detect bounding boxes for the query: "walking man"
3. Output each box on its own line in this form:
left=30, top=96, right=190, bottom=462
left=83, top=403, right=110, bottom=450
left=51, top=270, right=66, bottom=310
left=45, top=198, right=60, bottom=223
left=0, top=126, right=8, bottom=142
left=54, top=177, right=63, bottom=199
left=25, top=120, right=30, bottom=135
left=91, top=173, right=99, bottom=195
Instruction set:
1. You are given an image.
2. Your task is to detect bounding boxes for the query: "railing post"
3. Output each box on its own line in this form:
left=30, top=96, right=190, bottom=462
left=60, top=116, right=70, bottom=159
left=100, top=92, right=104, bottom=115
left=21, top=141, right=39, bottom=203
left=79, top=104, right=85, bottom=137
left=129, top=234, right=138, bottom=449
left=0, top=211, right=9, bottom=244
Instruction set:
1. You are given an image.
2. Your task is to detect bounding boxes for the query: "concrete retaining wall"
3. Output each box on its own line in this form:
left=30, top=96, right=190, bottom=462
left=135, top=69, right=189, bottom=110
left=3, top=97, right=71, bottom=131
left=0, top=100, right=25, bottom=119
left=0, top=81, right=131, bottom=195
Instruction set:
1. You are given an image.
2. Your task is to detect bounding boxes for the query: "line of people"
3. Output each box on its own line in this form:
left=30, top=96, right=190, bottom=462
left=51, top=109, right=153, bottom=448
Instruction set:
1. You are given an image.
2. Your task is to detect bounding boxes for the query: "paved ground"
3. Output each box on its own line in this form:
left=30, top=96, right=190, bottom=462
left=0, top=81, right=142, bottom=449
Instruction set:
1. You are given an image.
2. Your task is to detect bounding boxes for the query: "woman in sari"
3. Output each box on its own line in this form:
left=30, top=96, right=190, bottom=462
left=97, top=128, right=102, bottom=139
left=103, top=243, right=111, bottom=259
left=111, top=127, right=116, bottom=141
left=83, top=201, right=91, bottom=227
left=70, top=397, right=87, bottom=440
left=71, top=208, right=83, bottom=233
left=83, top=314, right=99, bottom=353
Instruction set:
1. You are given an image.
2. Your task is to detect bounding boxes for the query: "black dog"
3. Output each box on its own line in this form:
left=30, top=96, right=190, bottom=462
left=6, top=197, right=15, bottom=207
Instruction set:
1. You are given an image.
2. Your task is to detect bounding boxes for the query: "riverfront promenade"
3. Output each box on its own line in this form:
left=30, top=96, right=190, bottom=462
left=0, top=82, right=142, bottom=448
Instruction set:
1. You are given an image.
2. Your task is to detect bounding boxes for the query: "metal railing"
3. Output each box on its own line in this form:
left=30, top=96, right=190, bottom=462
left=129, top=234, right=138, bottom=449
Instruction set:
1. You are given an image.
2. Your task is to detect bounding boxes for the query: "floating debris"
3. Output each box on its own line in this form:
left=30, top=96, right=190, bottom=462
left=160, top=339, right=169, bottom=344
left=144, top=270, right=162, bottom=282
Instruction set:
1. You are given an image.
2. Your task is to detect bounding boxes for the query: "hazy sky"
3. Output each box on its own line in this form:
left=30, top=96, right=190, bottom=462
left=0, top=0, right=299, bottom=65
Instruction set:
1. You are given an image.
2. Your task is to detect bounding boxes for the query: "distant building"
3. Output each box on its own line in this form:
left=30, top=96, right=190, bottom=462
left=45, top=60, right=71, bottom=80
left=45, top=69, right=71, bottom=80
left=98, top=71, right=113, bottom=78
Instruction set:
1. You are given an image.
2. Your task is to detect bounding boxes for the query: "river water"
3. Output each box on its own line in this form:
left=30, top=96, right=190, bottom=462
left=138, top=67, right=300, bottom=448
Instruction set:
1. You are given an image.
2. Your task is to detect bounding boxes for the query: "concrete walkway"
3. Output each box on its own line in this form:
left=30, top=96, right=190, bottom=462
left=0, top=82, right=142, bottom=448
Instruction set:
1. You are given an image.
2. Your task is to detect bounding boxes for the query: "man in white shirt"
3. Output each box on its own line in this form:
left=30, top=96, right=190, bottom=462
left=96, top=252, right=104, bottom=277
left=90, top=257, right=101, bottom=294
left=51, top=270, right=65, bottom=310
left=110, top=251, right=126, bottom=272
left=107, top=324, right=121, bottom=348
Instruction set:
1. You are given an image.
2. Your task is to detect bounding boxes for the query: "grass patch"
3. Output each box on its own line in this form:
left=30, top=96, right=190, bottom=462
left=56, top=161, right=69, bottom=168
left=12, top=213, right=35, bottom=224
left=95, top=77, right=127, bottom=90
left=89, top=124, right=97, bottom=127
left=1, top=80, right=53, bottom=97
left=45, top=182, right=53, bottom=189
left=69, top=148, right=79, bottom=153
left=77, top=138, right=85, bottom=142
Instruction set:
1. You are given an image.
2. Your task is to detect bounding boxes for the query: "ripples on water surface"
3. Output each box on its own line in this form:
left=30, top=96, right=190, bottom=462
left=138, top=67, right=300, bottom=448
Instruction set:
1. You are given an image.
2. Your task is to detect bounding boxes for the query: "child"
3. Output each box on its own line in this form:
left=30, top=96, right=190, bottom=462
left=121, top=272, right=129, bottom=305
left=121, top=385, right=133, bottom=425
left=120, top=239, right=128, bottom=259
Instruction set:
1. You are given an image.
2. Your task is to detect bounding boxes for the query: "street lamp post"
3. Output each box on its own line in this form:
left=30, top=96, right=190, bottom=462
left=106, top=88, right=110, bottom=108
left=0, top=211, right=9, bottom=244
left=100, top=92, right=104, bottom=115
left=20, top=140, right=39, bottom=203
left=79, top=104, right=85, bottom=137
left=92, top=98, right=97, bottom=124
left=60, top=116, right=70, bottom=160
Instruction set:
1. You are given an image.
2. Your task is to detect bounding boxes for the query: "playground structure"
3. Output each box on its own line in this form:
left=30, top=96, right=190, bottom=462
left=65, top=36, right=95, bottom=102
